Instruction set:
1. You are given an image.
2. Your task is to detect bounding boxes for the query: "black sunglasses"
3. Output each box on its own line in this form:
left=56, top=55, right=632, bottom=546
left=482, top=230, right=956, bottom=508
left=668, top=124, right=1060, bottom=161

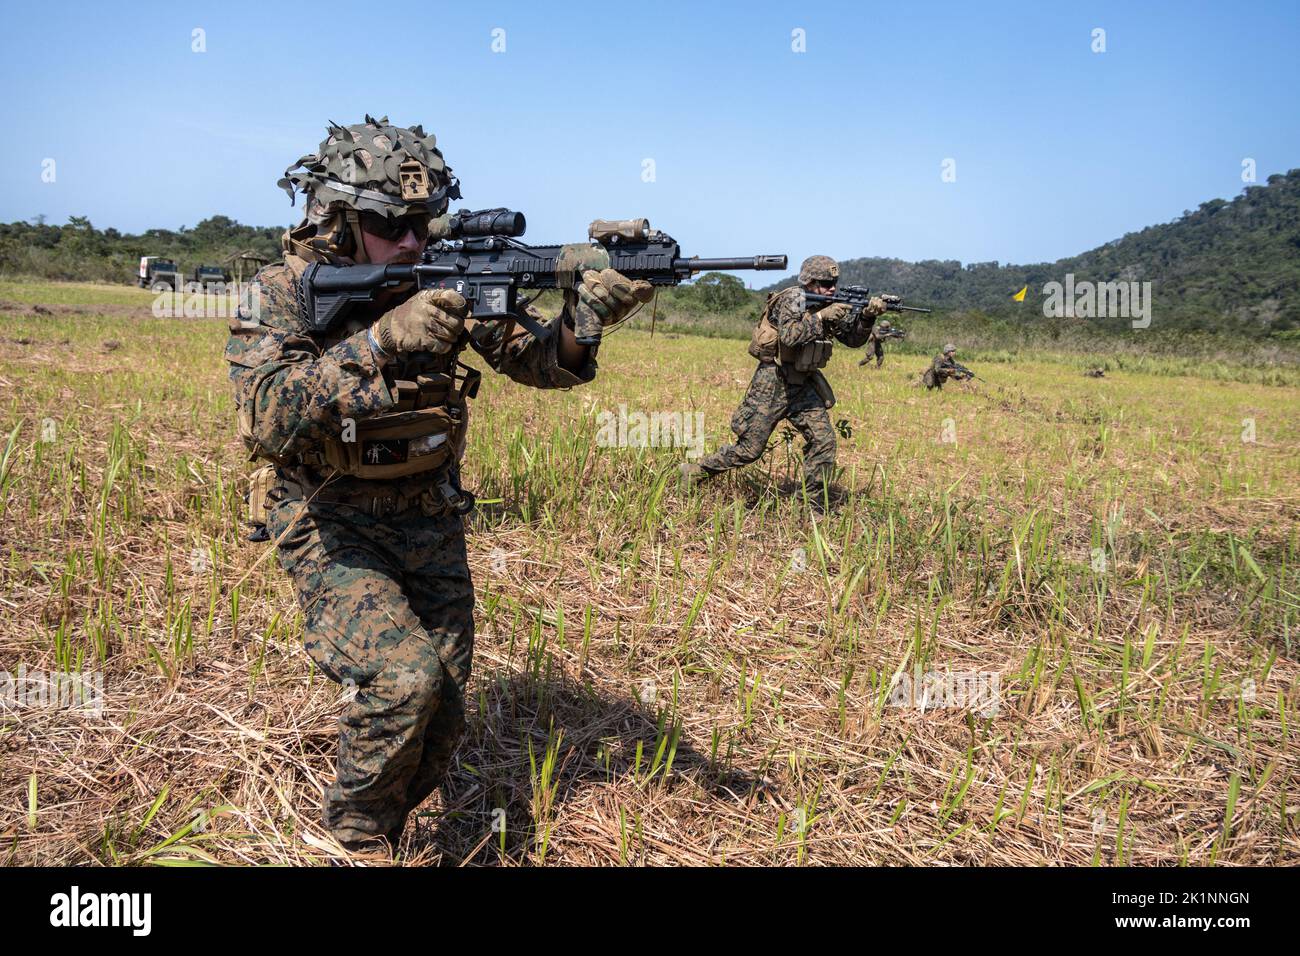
left=359, top=210, right=431, bottom=242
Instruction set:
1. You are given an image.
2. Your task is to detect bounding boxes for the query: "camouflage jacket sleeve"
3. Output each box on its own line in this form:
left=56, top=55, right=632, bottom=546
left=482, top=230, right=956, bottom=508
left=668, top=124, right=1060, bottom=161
left=464, top=304, right=597, bottom=389
left=773, top=287, right=824, bottom=348
left=224, top=263, right=394, bottom=463
left=830, top=315, right=873, bottom=349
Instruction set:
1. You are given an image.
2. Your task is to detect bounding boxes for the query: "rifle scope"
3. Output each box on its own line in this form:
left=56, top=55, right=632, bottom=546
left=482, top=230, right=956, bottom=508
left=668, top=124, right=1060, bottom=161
left=447, top=207, right=527, bottom=239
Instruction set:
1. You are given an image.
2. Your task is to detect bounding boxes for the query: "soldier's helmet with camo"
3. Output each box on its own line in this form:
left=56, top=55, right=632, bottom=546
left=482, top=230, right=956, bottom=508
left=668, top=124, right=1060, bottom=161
left=944, top=343, right=957, bottom=354
left=878, top=319, right=892, bottom=331
left=798, top=255, right=839, bottom=285
left=278, top=115, right=461, bottom=219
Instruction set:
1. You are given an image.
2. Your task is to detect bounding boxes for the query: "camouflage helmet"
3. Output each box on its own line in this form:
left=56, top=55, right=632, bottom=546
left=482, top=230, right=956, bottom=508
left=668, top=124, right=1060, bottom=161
left=877, top=319, right=892, bottom=331
left=278, top=115, right=461, bottom=219
left=798, top=255, right=839, bottom=285
left=944, top=343, right=957, bottom=354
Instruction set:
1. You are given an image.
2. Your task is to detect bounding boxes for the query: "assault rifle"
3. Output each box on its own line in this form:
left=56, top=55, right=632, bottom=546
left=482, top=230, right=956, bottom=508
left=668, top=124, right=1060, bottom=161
left=297, top=209, right=787, bottom=345
left=803, top=285, right=933, bottom=320
left=946, top=361, right=979, bottom=382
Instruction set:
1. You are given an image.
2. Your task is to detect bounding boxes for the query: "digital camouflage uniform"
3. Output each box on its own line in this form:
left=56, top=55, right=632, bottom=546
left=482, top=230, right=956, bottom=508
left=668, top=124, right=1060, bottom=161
left=857, top=323, right=890, bottom=368
left=922, top=348, right=962, bottom=390
left=697, top=284, right=872, bottom=488
left=227, top=117, right=600, bottom=852
left=228, top=256, right=593, bottom=849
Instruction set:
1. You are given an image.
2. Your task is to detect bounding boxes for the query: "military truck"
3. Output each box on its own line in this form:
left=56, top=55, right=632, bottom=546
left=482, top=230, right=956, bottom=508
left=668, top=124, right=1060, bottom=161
left=190, top=264, right=231, bottom=289
left=138, top=256, right=182, bottom=290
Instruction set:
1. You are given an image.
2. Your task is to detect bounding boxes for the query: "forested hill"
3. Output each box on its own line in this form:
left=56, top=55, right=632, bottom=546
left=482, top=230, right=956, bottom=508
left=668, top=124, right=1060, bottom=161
left=0, top=215, right=284, bottom=284
left=5, top=170, right=1299, bottom=338
left=767, top=169, right=1300, bottom=336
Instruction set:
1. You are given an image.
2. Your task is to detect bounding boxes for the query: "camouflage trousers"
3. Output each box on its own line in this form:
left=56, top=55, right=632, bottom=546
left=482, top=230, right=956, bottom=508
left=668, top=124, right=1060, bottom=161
left=697, top=362, right=837, bottom=487
left=266, top=495, right=474, bottom=849
left=922, top=368, right=949, bottom=390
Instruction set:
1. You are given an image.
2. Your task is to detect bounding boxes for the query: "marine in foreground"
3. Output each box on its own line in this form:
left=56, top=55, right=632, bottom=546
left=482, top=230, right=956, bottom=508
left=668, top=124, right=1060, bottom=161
left=226, top=116, right=650, bottom=857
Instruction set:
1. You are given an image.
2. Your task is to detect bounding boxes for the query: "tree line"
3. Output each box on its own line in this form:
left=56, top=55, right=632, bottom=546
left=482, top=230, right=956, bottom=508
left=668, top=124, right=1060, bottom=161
left=0, top=215, right=284, bottom=284
left=6, top=168, right=1299, bottom=339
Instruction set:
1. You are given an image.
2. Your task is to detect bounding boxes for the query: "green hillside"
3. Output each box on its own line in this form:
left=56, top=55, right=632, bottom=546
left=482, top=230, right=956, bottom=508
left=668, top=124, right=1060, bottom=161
left=768, top=169, right=1300, bottom=337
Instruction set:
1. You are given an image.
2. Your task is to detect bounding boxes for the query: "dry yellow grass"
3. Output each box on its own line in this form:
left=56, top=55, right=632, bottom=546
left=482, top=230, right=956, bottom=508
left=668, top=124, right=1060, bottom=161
left=0, top=280, right=1297, bottom=866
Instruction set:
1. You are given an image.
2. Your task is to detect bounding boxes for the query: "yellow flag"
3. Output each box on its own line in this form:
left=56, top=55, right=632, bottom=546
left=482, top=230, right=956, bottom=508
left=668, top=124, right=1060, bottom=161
left=1012, top=285, right=1027, bottom=302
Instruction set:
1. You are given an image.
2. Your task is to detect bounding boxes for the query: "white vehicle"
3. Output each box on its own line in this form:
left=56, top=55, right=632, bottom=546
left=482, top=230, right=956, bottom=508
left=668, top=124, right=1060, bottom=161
left=138, top=256, right=181, bottom=290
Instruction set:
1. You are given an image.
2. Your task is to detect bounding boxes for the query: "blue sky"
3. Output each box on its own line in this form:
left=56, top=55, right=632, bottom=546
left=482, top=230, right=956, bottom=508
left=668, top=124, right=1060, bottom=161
left=2, top=0, right=1297, bottom=281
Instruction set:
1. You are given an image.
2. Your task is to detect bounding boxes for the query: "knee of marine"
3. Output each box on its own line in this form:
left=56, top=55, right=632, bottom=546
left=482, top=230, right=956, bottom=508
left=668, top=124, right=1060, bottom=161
left=732, top=435, right=769, bottom=464
left=372, top=633, right=446, bottom=710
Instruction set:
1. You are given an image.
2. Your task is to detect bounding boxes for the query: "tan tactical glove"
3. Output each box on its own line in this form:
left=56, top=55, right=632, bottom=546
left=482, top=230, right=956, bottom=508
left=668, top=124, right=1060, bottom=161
left=863, top=296, right=889, bottom=319
left=373, top=288, right=469, bottom=356
left=815, top=302, right=852, bottom=328
left=568, top=267, right=655, bottom=343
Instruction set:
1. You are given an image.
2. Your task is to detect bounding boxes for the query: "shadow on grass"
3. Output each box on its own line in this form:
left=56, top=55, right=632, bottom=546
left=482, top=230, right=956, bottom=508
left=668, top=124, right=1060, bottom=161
left=408, top=669, right=763, bottom=866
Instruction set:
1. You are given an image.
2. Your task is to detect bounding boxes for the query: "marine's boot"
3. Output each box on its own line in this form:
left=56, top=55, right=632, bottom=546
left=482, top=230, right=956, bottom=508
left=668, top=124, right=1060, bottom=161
left=331, top=833, right=396, bottom=865
left=678, top=462, right=709, bottom=488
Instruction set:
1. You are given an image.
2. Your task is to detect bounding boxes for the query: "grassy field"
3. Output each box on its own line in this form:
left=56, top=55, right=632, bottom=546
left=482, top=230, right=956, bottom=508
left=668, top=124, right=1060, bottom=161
left=1, top=279, right=1297, bottom=866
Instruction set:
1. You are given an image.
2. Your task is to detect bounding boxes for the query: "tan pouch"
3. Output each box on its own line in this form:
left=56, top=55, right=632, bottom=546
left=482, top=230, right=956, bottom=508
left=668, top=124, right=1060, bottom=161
left=747, top=293, right=780, bottom=361
left=322, top=406, right=462, bottom=480
left=780, top=338, right=833, bottom=372
left=248, top=464, right=276, bottom=525
left=748, top=314, right=778, bottom=361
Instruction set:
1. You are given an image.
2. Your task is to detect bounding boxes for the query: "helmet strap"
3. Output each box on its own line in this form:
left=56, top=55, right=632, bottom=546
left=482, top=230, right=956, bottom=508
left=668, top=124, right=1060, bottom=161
left=344, top=209, right=369, bottom=264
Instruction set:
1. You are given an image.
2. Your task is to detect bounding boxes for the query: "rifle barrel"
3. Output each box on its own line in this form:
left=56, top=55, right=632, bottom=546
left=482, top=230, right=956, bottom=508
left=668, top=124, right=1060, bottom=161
left=676, top=255, right=788, bottom=273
